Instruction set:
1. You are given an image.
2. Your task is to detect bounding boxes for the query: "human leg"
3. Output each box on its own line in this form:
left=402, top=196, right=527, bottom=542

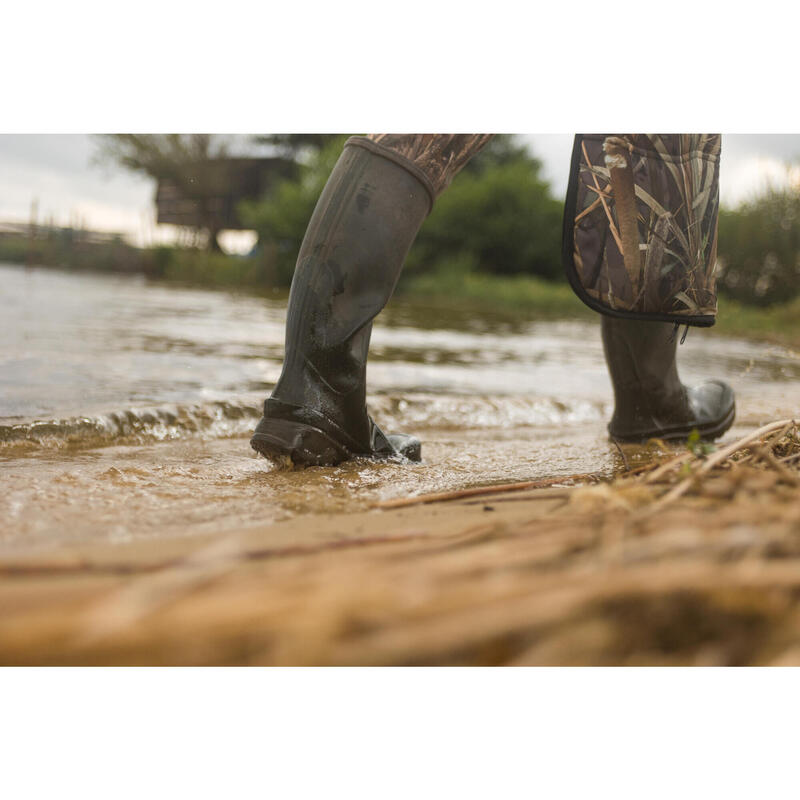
left=251, top=134, right=493, bottom=466
left=601, top=316, right=735, bottom=442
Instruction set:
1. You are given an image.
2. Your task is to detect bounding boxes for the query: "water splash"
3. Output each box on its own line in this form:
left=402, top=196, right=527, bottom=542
left=0, top=393, right=609, bottom=455
left=0, top=401, right=262, bottom=453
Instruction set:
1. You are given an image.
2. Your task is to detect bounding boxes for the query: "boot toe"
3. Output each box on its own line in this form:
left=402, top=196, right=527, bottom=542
left=370, top=419, right=422, bottom=462
left=386, top=433, right=422, bottom=462
left=687, top=379, right=736, bottom=439
left=608, top=379, right=736, bottom=442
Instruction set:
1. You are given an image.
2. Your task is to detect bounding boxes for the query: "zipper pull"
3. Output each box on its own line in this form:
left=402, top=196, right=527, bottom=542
left=667, top=322, right=680, bottom=344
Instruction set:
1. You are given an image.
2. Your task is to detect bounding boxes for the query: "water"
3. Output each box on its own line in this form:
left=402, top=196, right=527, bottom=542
left=2, top=262, right=799, bottom=552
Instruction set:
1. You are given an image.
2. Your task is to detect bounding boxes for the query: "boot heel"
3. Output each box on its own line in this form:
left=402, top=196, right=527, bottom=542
left=250, top=419, right=349, bottom=467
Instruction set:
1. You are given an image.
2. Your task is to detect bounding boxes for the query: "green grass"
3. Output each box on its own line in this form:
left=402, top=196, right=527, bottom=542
left=401, top=270, right=592, bottom=319
left=403, top=269, right=800, bottom=349
left=159, top=249, right=268, bottom=291
left=0, top=235, right=272, bottom=293
left=712, top=296, right=800, bottom=349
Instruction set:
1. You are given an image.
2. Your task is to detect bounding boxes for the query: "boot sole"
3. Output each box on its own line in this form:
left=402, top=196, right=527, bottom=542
left=250, top=419, right=421, bottom=468
left=610, top=401, right=736, bottom=444
left=250, top=419, right=350, bottom=467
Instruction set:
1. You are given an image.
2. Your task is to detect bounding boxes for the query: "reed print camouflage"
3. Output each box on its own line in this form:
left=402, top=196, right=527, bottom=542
left=362, top=133, right=494, bottom=198
left=564, top=134, right=721, bottom=325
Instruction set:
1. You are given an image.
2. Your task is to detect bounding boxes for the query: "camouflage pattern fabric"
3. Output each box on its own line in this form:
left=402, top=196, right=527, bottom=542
left=564, top=134, right=721, bottom=325
left=364, top=134, right=494, bottom=198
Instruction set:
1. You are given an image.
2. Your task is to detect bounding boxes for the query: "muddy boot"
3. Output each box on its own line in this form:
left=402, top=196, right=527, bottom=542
left=251, top=139, right=433, bottom=467
left=602, top=316, right=735, bottom=442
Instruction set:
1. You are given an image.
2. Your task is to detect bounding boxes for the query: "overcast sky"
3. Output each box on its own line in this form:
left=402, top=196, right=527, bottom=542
left=1, top=134, right=799, bottom=253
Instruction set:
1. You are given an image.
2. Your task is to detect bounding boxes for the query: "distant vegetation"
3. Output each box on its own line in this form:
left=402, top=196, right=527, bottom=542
left=0, top=230, right=276, bottom=291
left=3, top=136, right=800, bottom=342
left=717, top=180, right=800, bottom=306
left=239, top=135, right=564, bottom=288
left=240, top=135, right=800, bottom=310
left=94, top=135, right=243, bottom=252
left=92, top=134, right=334, bottom=252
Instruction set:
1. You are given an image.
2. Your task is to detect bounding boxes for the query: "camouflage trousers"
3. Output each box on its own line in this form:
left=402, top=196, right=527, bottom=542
left=347, top=134, right=495, bottom=202
left=564, top=134, right=721, bottom=327
left=350, top=133, right=721, bottom=327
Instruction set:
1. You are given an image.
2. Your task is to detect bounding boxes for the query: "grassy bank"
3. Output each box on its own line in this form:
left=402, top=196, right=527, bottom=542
left=400, top=270, right=591, bottom=319
left=0, top=234, right=274, bottom=292
left=403, top=271, right=800, bottom=349
left=713, top=296, right=800, bottom=349
left=404, top=271, right=800, bottom=349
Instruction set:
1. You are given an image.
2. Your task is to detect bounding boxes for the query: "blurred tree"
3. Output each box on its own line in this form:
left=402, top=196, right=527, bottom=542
left=95, top=135, right=342, bottom=252
left=95, top=133, right=234, bottom=251
left=253, top=134, right=342, bottom=161
left=461, top=134, right=540, bottom=174
left=406, top=139, right=562, bottom=281
left=240, top=136, right=350, bottom=283
left=718, top=174, right=800, bottom=306
left=241, top=134, right=563, bottom=286
left=94, top=134, right=234, bottom=251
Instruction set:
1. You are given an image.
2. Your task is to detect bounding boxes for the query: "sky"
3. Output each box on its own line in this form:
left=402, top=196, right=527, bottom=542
left=1, top=134, right=799, bottom=254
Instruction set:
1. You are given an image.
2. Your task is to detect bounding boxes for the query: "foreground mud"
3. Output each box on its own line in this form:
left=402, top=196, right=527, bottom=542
left=4, top=421, right=800, bottom=666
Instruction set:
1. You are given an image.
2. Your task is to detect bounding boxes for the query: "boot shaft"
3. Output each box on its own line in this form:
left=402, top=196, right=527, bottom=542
left=271, top=140, right=432, bottom=449
left=601, top=316, right=690, bottom=436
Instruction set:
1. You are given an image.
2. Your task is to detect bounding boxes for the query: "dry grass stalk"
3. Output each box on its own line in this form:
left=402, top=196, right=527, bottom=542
left=620, top=420, right=800, bottom=514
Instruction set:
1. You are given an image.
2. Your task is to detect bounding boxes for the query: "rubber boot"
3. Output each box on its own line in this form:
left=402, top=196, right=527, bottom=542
left=602, top=316, right=735, bottom=442
left=250, top=139, right=433, bottom=467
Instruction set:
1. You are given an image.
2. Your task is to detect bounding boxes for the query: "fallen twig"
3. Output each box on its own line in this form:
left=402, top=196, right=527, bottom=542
left=612, top=438, right=630, bottom=471
left=374, top=473, right=603, bottom=509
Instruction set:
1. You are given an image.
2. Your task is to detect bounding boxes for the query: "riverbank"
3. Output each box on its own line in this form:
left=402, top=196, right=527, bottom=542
left=406, top=271, right=800, bottom=351
left=3, top=419, right=800, bottom=666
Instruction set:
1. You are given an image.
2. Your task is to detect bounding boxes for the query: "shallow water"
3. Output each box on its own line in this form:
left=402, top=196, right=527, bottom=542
left=2, top=262, right=799, bottom=552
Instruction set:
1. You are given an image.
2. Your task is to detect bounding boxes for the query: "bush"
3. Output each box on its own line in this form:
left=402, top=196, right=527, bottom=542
left=239, top=136, right=349, bottom=286
left=404, top=152, right=563, bottom=282
left=158, top=248, right=267, bottom=289
left=241, top=135, right=564, bottom=288
left=717, top=182, right=800, bottom=306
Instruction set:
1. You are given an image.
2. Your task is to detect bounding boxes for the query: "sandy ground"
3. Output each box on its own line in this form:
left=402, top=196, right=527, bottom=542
left=5, top=424, right=800, bottom=666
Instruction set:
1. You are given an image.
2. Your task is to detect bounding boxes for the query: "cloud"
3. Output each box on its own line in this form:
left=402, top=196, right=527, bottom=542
left=721, top=156, right=800, bottom=205
left=2, top=134, right=800, bottom=244
left=0, top=134, right=151, bottom=231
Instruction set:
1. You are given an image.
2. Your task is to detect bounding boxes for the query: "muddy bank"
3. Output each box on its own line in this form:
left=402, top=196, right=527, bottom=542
left=4, top=421, right=800, bottom=666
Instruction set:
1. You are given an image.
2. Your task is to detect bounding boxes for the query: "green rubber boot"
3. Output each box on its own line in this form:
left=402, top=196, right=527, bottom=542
left=251, top=139, right=433, bottom=467
left=602, top=316, right=735, bottom=442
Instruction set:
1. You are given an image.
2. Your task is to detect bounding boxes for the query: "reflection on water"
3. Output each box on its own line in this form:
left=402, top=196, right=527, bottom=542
left=2, top=262, right=800, bottom=551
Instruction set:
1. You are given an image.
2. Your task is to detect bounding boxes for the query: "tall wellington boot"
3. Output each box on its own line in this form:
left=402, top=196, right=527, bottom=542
left=250, top=139, right=433, bottom=467
left=602, top=316, right=736, bottom=442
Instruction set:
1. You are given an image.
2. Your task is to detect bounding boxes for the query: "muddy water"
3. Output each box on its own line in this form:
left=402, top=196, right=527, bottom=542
left=2, top=262, right=799, bottom=552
